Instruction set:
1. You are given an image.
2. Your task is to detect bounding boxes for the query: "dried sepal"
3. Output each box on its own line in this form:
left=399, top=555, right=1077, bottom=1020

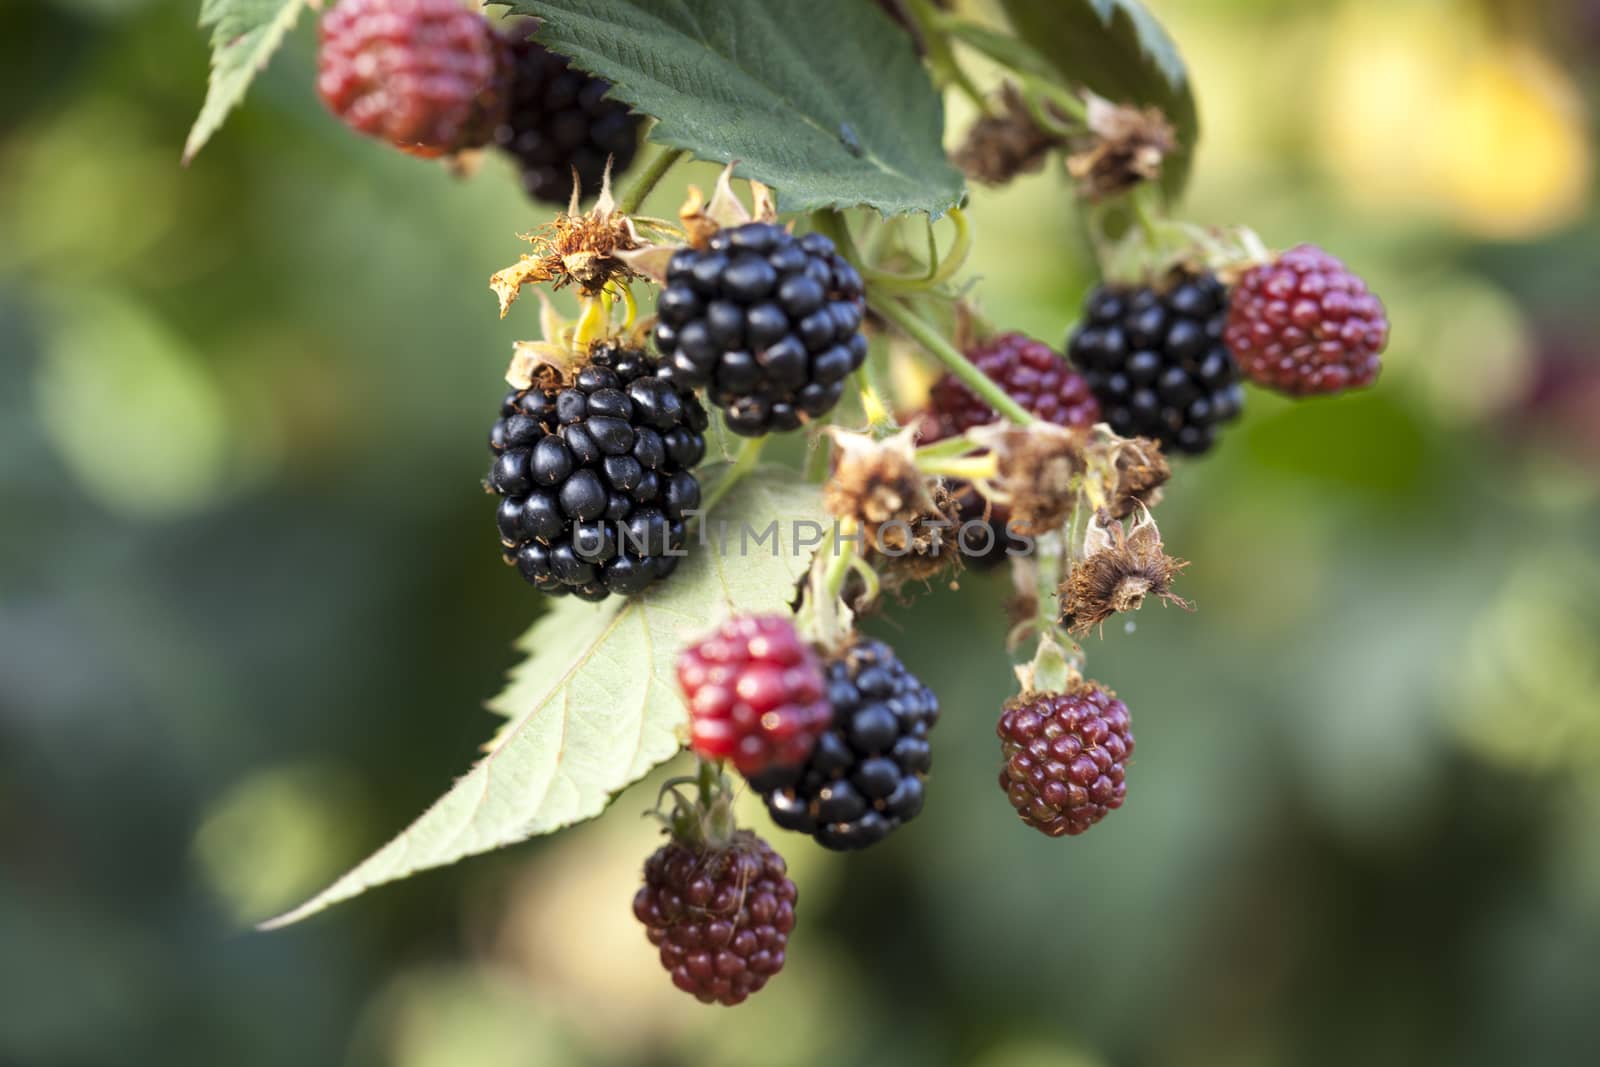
left=1066, top=94, right=1176, bottom=201
left=1097, top=430, right=1170, bottom=519
left=971, top=422, right=1089, bottom=536
left=824, top=427, right=960, bottom=587
left=1060, top=507, right=1191, bottom=635
left=489, top=168, right=644, bottom=315
left=952, top=83, right=1066, bottom=186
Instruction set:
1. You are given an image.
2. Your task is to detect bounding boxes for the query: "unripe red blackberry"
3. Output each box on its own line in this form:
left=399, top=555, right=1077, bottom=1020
left=493, top=34, right=643, bottom=204
left=632, top=830, right=797, bottom=1006
left=1224, top=244, right=1389, bottom=396
left=488, top=342, right=708, bottom=601
left=997, top=683, right=1133, bottom=837
left=749, top=638, right=939, bottom=851
left=317, top=0, right=506, bottom=155
left=925, top=331, right=1102, bottom=438
left=1068, top=273, right=1244, bottom=456
left=678, top=616, right=832, bottom=777
left=654, top=224, right=868, bottom=436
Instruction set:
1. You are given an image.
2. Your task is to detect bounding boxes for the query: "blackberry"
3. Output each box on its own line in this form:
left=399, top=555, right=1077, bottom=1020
left=927, top=332, right=1101, bottom=436
left=317, top=0, right=505, bottom=155
left=487, top=342, right=707, bottom=601
left=1224, top=244, right=1388, bottom=396
left=493, top=35, right=642, bottom=205
left=748, top=638, right=939, bottom=851
left=1068, top=273, right=1245, bottom=456
left=997, top=683, right=1133, bottom=837
left=678, top=616, right=832, bottom=778
left=653, top=223, right=868, bottom=436
left=632, top=830, right=797, bottom=1006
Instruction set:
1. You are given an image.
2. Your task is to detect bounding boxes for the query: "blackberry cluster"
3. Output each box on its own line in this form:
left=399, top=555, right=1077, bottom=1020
left=654, top=224, right=868, bottom=436
left=494, top=36, right=642, bottom=205
left=488, top=343, right=707, bottom=601
left=748, top=639, right=939, bottom=851
left=317, top=0, right=506, bottom=155
left=678, top=616, right=832, bottom=777
left=1068, top=274, right=1245, bottom=456
left=632, top=830, right=797, bottom=1006
left=1224, top=243, right=1388, bottom=396
left=997, top=684, right=1133, bottom=837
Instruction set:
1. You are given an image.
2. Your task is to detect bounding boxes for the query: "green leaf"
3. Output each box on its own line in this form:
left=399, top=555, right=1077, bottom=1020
left=997, top=0, right=1199, bottom=196
left=508, top=0, right=966, bottom=217
left=184, top=0, right=311, bottom=165
left=261, top=466, right=822, bottom=928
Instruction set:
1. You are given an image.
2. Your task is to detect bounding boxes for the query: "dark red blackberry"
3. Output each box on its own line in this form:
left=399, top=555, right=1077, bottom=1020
left=678, top=616, right=832, bottom=777
left=493, top=34, right=642, bottom=205
left=632, top=830, right=797, bottom=1006
left=1224, top=244, right=1388, bottom=396
left=1068, top=273, right=1245, bottom=456
left=927, top=331, right=1102, bottom=437
left=748, top=638, right=939, bottom=851
left=997, top=683, right=1133, bottom=837
left=487, top=342, right=707, bottom=601
left=317, top=0, right=505, bottom=155
left=653, top=223, right=868, bottom=436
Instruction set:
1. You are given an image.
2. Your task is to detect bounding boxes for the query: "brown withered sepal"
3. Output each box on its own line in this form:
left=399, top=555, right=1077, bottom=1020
left=1066, top=96, right=1176, bottom=201
left=976, top=423, right=1088, bottom=537
left=953, top=84, right=1067, bottom=186
left=1060, top=509, right=1191, bottom=635
left=824, top=428, right=961, bottom=589
left=1104, top=434, right=1170, bottom=520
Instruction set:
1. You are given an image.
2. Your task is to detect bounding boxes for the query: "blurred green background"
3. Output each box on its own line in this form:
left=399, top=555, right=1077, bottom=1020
left=3, top=0, right=1599, bottom=1064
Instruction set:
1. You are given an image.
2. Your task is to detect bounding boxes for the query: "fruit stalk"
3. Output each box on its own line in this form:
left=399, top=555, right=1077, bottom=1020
left=868, top=295, right=1037, bottom=426
left=616, top=143, right=687, bottom=215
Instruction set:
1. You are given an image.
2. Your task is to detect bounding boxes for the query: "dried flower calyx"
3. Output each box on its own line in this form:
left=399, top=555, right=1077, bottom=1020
left=1060, top=508, right=1191, bottom=635
left=1066, top=95, right=1176, bottom=201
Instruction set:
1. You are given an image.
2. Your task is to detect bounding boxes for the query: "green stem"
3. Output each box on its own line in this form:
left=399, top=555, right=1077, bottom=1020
left=869, top=296, right=1036, bottom=426
left=616, top=145, right=687, bottom=215
left=904, top=0, right=990, bottom=113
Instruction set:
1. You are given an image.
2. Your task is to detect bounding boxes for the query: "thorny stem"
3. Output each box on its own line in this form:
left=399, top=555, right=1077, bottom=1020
left=616, top=144, right=687, bottom=215
left=868, top=295, right=1037, bottom=427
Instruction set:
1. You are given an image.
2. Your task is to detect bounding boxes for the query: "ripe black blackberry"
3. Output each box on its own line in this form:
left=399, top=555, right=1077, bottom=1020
left=633, top=830, right=797, bottom=1006
left=494, top=35, right=642, bottom=204
left=748, top=638, right=939, bottom=851
left=487, top=342, right=707, bottom=601
left=653, top=223, right=868, bottom=436
left=1067, top=273, right=1245, bottom=456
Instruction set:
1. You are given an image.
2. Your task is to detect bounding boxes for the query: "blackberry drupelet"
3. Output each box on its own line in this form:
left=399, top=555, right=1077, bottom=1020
left=317, top=0, right=506, bottom=155
left=487, top=342, right=707, bottom=601
left=748, top=638, right=939, bottom=851
left=633, top=830, right=797, bottom=1006
left=1068, top=273, right=1245, bottom=456
left=678, top=616, right=832, bottom=778
left=493, top=35, right=642, bottom=204
left=997, top=683, right=1133, bottom=837
left=1224, top=243, right=1388, bottom=397
left=653, top=223, right=868, bottom=436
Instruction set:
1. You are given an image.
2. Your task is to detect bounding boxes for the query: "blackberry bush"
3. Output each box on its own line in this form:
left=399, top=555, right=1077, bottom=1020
left=1068, top=273, right=1246, bottom=456
left=653, top=223, right=868, bottom=436
left=748, top=639, right=940, bottom=851
left=487, top=342, right=707, bottom=601
left=316, top=0, right=505, bottom=155
left=633, top=830, right=797, bottom=1005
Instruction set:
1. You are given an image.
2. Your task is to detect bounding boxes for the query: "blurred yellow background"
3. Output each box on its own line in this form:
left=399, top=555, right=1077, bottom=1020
left=2, top=1, right=1598, bottom=1064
